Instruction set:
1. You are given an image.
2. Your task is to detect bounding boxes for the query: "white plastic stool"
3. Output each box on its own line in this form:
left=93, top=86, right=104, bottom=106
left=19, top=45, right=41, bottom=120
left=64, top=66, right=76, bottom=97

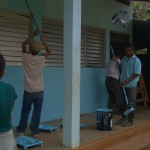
left=39, top=124, right=58, bottom=133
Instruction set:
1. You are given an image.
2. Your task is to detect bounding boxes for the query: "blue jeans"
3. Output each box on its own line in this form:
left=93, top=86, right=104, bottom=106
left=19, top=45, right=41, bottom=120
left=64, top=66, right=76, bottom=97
left=17, top=90, right=44, bottom=134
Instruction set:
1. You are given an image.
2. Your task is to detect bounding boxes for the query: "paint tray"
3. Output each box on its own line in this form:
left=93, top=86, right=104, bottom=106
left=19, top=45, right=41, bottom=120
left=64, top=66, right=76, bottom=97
left=16, top=135, right=43, bottom=150
left=39, top=124, right=58, bottom=133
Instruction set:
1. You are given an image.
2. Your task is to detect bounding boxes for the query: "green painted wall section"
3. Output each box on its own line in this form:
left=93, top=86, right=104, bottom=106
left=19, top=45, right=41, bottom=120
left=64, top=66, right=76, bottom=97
left=0, top=0, right=133, bottom=125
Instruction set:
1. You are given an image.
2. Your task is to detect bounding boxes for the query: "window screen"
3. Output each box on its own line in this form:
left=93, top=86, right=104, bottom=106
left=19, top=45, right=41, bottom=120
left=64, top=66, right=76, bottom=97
left=82, top=27, right=104, bottom=67
left=42, top=18, right=63, bottom=67
left=42, top=18, right=105, bottom=67
left=0, top=10, right=30, bottom=66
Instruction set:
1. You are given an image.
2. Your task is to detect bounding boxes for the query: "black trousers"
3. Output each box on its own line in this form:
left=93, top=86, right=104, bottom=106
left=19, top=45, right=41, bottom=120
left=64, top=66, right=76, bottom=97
left=105, top=77, right=125, bottom=108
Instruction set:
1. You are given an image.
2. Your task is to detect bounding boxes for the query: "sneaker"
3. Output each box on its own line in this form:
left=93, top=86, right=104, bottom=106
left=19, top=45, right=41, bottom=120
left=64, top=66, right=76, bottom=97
left=122, top=121, right=133, bottom=127
left=116, top=117, right=127, bottom=125
left=14, top=130, right=25, bottom=136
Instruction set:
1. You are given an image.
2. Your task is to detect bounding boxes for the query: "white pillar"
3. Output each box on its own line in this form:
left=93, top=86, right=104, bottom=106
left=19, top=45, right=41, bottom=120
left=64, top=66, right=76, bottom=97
left=63, top=0, right=81, bottom=148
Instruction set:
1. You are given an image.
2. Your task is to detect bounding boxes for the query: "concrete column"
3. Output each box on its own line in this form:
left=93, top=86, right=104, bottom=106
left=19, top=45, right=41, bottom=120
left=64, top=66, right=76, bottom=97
left=63, top=0, right=81, bottom=148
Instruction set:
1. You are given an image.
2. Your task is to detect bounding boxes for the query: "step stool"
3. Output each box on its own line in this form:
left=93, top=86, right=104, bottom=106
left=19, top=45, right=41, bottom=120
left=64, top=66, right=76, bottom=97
left=16, top=135, right=43, bottom=150
left=39, top=124, right=58, bottom=133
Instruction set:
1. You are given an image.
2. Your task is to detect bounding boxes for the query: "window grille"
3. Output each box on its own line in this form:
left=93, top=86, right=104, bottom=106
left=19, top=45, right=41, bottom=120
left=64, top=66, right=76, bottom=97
left=0, top=9, right=30, bottom=66
left=42, top=18, right=105, bottom=67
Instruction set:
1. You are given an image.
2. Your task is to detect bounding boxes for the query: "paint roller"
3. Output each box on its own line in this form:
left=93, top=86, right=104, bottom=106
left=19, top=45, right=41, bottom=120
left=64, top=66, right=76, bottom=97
left=110, top=46, right=134, bottom=116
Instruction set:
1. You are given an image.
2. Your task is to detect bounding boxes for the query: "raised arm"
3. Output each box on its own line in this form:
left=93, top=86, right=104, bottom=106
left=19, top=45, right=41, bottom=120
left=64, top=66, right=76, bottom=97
left=41, top=37, right=51, bottom=57
left=22, top=29, right=40, bottom=53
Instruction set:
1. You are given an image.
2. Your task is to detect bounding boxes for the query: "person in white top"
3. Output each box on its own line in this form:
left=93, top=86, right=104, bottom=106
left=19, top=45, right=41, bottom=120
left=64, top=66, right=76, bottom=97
left=15, top=29, right=51, bottom=137
left=105, top=50, right=126, bottom=124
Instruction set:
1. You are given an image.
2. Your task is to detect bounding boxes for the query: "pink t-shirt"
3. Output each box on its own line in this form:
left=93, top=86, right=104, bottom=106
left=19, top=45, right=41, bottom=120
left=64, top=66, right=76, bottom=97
left=23, top=53, right=45, bottom=93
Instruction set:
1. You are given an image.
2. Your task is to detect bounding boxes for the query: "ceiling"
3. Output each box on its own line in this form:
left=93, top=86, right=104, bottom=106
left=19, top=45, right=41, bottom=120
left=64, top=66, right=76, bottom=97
left=115, top=0, right=150, bottom=5
left=115, top=0, right=130, bottom=5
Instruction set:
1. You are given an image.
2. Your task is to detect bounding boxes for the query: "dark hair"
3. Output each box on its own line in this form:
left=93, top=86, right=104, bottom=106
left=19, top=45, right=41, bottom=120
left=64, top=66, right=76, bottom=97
left=0, top=53, right=5, bottom=71
left=124, top=43, right=135, bottom=49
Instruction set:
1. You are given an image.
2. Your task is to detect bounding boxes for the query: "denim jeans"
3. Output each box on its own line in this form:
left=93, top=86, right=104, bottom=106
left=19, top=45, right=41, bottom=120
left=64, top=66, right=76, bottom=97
left=17, top=90, right=43, bottom=134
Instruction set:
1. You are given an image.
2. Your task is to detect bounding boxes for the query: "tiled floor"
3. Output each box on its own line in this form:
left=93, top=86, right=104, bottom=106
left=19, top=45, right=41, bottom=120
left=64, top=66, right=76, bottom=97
left=15, top=104, right=150, bottom=150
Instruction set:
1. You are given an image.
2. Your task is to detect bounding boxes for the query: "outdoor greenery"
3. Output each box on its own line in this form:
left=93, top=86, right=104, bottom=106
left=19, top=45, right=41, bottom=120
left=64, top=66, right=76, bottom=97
left=131, top=1, right=150, bottom=21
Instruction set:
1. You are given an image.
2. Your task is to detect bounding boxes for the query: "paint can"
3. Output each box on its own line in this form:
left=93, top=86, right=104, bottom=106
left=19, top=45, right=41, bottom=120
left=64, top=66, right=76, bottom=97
left=96, top=108, right=113, bottom=131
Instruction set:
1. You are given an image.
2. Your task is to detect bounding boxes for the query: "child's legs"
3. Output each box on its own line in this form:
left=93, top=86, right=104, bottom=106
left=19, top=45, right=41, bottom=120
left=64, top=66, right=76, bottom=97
left=0, top=129, right=18, bottom=150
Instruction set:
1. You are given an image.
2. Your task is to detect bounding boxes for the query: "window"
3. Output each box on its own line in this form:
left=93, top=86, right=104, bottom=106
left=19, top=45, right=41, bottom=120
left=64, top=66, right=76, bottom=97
left=0, top=9, right=30, bottom=66
left=42, top=18, right=105, bottom=67
left=42, top=18, right=63, bottom=67
left=81, top=27, right=104, bottom=67
left=0, top=12, right=105, bottom=67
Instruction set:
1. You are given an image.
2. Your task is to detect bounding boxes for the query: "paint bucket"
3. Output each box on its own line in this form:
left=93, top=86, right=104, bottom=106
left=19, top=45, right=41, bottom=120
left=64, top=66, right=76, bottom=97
left=96, top=108, right=113, bottom=131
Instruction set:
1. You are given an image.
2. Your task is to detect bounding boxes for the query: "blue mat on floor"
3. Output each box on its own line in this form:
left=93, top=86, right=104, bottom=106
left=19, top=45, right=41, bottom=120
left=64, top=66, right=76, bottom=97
left=60, top=123, right=86, bottom=128
left=16, top=135, right=43, bottom=150
left=39, top=124, right=58, bottom=133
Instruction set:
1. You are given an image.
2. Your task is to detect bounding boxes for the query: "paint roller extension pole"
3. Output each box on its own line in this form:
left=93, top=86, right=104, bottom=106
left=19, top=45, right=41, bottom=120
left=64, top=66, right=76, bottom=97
left=25, top=0, right=42, bottom=36
left=110, top=46, right=134, bottom=116
left=122, top=86, right=134, bottom=116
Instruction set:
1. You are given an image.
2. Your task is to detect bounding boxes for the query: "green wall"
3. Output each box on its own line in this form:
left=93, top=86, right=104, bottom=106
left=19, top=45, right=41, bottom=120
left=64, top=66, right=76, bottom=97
left=0, top=0, right=133, bottom=125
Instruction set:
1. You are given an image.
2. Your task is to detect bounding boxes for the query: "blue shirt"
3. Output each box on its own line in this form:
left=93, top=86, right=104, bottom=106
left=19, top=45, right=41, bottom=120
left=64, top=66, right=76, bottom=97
left=0, top=81, right=17, bottom=132
left=121, top=54, right=141, bottom=88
